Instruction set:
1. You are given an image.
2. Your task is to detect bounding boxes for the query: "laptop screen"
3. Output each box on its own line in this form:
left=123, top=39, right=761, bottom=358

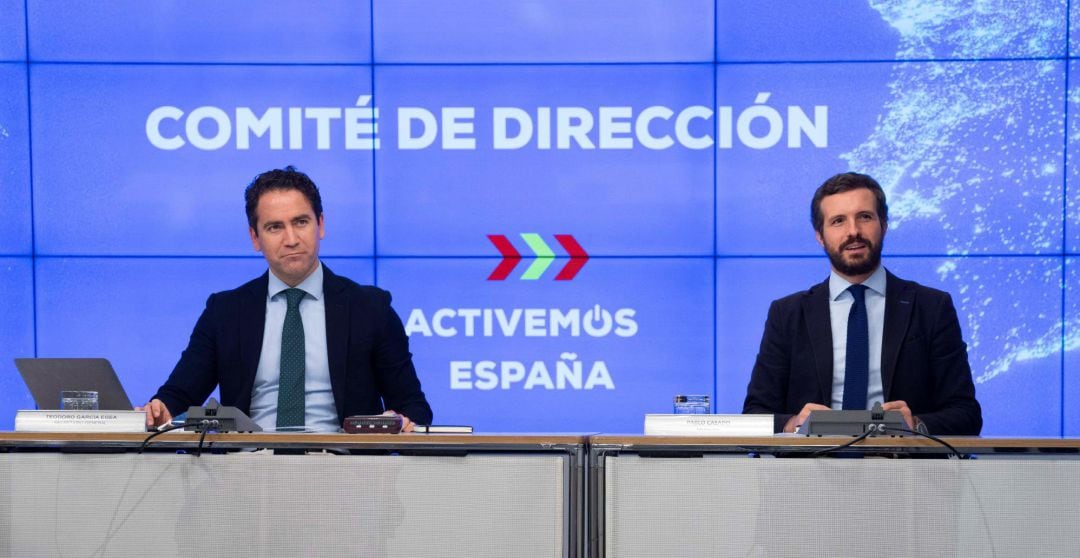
left=14, top=358, right=134, bottom=410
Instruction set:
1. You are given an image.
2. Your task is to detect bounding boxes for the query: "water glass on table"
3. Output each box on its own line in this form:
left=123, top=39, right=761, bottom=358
left=60, top=390, right=99, bottom=411
left=673, top=394, right=710, bottom=414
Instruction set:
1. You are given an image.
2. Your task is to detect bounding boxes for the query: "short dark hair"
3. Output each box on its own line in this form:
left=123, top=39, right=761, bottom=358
left=810, top=172, right=888, bottom=233
left=244, top=165, right=323, bottom=232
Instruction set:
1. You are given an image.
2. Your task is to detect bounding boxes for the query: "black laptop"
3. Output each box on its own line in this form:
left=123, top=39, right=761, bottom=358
left=14, top=358, right=134, bottom=410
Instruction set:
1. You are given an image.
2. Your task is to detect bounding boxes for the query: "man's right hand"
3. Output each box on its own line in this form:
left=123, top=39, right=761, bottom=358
left=136, top=398, right=173, bottom=429
left=783, top=403, right=831, bottom=433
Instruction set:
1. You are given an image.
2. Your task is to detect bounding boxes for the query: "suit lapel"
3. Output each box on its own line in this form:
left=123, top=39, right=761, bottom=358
left=322, top=265, right=349, bottom=420
left=803, top=278, right=834, bottom=404
left=881, top=270, right=915, bottom=400
left=239, top=273, right=269, bottom=407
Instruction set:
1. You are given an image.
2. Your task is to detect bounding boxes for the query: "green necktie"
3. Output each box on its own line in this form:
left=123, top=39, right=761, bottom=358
left=276, top=288, right=306, bottom=429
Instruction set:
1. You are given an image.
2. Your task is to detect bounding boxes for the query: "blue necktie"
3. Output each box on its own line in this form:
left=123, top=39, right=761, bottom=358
left=842, top=284, right=869, bottom=411
left=277, top=288, right=306, bottom=429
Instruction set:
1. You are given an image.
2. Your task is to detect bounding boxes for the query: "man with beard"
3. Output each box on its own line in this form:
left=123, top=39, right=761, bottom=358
left=742, top=172, right=982, bottom=435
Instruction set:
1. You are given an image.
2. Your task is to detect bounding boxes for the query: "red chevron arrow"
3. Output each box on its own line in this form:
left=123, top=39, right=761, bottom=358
left=487, top=234, right=521, bottom=280
left=554, top=234, right=588, bottom=280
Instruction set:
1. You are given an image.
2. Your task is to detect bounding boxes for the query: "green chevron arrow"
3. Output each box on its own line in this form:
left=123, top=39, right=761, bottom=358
left=519, top=233, right=554, bottom=280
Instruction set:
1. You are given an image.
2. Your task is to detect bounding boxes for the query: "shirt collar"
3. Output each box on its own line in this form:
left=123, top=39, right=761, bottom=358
left=267, top=261, right=324, bottom=301
left=828, top=265, right=887, bottom=301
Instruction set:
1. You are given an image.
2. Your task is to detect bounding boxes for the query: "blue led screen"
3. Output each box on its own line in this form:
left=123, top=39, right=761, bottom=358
left=0, top=258, right=36, bottom=419
left=1069, top=60, right=1080, bottom=253
left=715, top=60, right=1065, bottom=256
left=31, top=64, right=375, bottom=256
left=714, top=258, right=829, bottom=417
left=375, top=64, right=714, bottom=256
left=0, top=1, right=1074, bottom=436
left=1067, top=259, right=1079, bottom=436
left=1072, top=3, right=1080, bottom=58
left=26, top=0, right=371, bottom=63
left=374, top=0, right=713, bottom=63
left=890, top=257, right=1063, bottom=436
left=715, top=0, right=903, bottom=62
left=380, top=258, right=713, bottom=432
left=0, top=63, right=30, bottom=256
left=716, top=0, right=1065, bottom=62
left=0, top=0, right=23, bottom=61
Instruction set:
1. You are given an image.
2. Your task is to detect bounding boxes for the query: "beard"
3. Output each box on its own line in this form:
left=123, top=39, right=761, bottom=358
left=825, top=234, right=883, bottom=277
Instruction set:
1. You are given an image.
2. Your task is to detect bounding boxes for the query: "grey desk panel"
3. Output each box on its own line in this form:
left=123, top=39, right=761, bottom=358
left=0, top=452, right=568, bottom=558
left=601, top=456, right=1080, bottom=557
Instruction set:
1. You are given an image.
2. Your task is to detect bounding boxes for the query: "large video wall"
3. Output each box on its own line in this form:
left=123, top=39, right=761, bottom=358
left=0, top=0, right=1076, bottom=435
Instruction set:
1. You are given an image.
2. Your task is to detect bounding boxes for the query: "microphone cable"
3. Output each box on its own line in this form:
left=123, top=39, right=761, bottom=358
left=882, top=425, right=966, bottom=459
left=138, top=423, right=188, bottom=454
left=138, top=420, right=219, bottom=456
left=810, top=428, right=875, bottom=457
left=809, top=425, right=967, bottom=458
left=193, top=421, right=218, bottom=456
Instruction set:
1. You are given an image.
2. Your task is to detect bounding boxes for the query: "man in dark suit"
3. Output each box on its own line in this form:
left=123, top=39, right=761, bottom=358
left=742, top=172, right=981, bottom=435
left=139, top=166, right=431, bottom=431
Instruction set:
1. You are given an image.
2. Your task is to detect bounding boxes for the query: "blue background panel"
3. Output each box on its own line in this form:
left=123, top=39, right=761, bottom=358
left=0, top=258, right=36, bottom=431
left=1070, top=0, right=1080, bottom=59
left=26, top=0, right=371, bottom=63
left=1066, top=258, right=1078, bottom=436
left=0, top=63, right=31, bottom=255
left=898, top=257, right=1062, bottom=437
left=1068, top=60, right=1080, bottom=253
left=0, top=0, right=25, bottom=61
left=717, top=256, right=1063, bottom=437
left=374, top=0, right=713, bottom=63
left=715, top=0, right=900, bottom=62
left=714, top=62, right=892, bottom=256
left=376, top=64, right=714, bottom=257
left=0, top=0, right=1073, bottom=437
left=34, top=257, right=373, bottom=410
left=717, top=0, right=1064, bottom=62
left=716, top=60, right=1064, bottom=256
left=31, top=64, right=375, bottom=257
left=714, top=258, right=829, bottom=415
left=379, top=257, right=714, bottom=432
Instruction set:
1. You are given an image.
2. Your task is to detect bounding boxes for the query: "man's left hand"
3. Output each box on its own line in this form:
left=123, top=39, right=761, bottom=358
left=881, top=400, right=915, bottom=429
left=382, top=410, right=414, bottom=433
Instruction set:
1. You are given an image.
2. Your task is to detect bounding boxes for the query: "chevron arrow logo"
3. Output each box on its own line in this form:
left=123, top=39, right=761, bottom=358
left=487, top=234, right=521, bottom=280
left=553, top=234, right=588, bottom=280
left=487, top=234, right=589, bottom=281
left=519, top=233, right=554, bottom=280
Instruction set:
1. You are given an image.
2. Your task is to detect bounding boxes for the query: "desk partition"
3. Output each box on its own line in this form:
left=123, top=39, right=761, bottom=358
left=4, top=433, right=1080, bottom=557
left=589, top=436, right=1080, bottom=558
left=0, top=433, right=585, bottom=558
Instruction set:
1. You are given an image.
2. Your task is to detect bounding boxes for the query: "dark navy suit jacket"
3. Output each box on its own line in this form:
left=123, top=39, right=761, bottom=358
left=153, top=265, right=433, bottom=426
left=743, top=269, right=981, bottom=435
